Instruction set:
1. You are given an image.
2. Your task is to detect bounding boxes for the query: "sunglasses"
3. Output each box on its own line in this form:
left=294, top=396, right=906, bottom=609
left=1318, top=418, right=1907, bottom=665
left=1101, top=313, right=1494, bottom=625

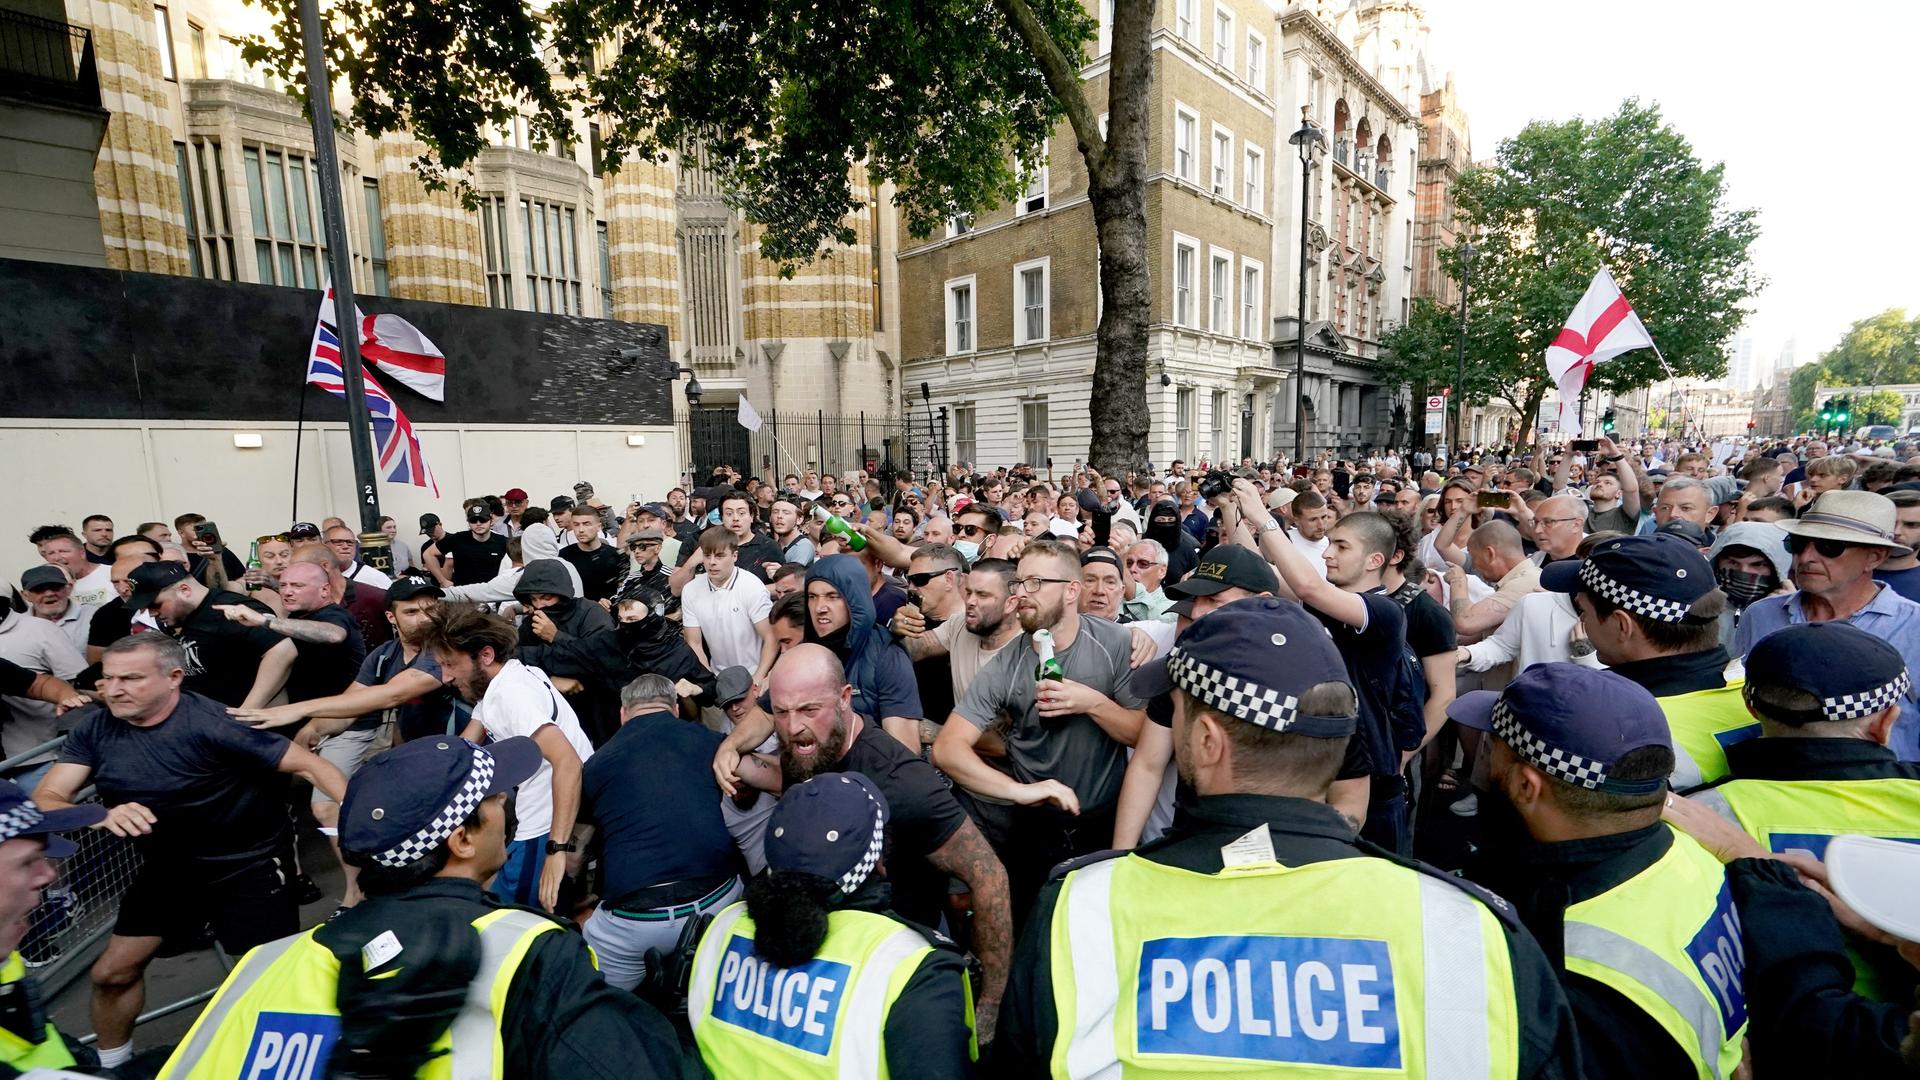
left=1124, top=558, right=1159, bottom=569
left=956, top=523, right=989, bottom=537
left=1786, top=534, right=1855, bottom=559
left=905, top=569, right=952, bottom=588
left=256, top=533, right=291, bottom=545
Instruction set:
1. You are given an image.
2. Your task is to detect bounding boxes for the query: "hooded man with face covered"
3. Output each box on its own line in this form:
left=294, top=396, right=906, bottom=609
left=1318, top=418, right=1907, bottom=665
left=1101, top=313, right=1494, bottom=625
left=1706, top=521, right=1792, bottom=648
left=512, top=558, right=614, bottom=648
left=517, top=585, right=716, bottom=745
left=801, top=555, right=923, bottom=750
left=1142, top=499, right=1200, bottom=586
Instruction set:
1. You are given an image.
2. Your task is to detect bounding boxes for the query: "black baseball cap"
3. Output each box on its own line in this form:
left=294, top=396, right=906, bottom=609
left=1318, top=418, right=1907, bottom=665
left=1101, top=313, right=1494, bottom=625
left=1744, top=622, right=1911, bottom=726
left=289, top=522, right=321, bottom=540
left=1082, top=547, right=1122, bottom=572
left=1541, top=533, right=1718, bottom=624
left=417, top=513, right=441, bottom=536
left=1167, top=545, right=1279, bottom=599
left=1130, top=596, right=1355, bottom=737
left=0, top=778, right=103, bottom=858
left=464, top=504, right=491, bottom=523
left=341, top=737, right=542, bottom=867
left=125, top=562, right=192, bottom=609
left=765, top=773, right=889, bottom=896
left=1448, top=665, right=1671, bottom=795
left=386, top=579, right=444, bottom=605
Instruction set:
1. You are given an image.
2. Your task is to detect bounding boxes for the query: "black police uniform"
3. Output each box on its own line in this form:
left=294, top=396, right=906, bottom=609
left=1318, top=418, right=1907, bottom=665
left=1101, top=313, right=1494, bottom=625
left=1724, top=856, right=1914, bottom=1079
left=316, top=879, right=701, bottom=1078
left=1605, top=645, right=1733, bottom=698
left=1470, top=821, right=1699, bottom=1080
left=993, top=794, right=1584, bottom=1079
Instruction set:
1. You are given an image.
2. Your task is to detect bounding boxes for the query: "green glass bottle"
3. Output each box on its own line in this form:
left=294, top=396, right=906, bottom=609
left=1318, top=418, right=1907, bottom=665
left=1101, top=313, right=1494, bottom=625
left=810, top=504, right=868, bottom=552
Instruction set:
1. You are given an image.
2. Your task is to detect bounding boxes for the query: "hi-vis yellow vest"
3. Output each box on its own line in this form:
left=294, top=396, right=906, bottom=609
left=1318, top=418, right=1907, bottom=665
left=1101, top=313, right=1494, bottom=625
left=1658, top=680, right=1758, bottom=791
left=687, top=901, right=971, bottom=1079
left=0, top=951, right=75, bottom=1071
left=1661, top=682, right=1760, bottom=792
left=1046, top=853, right=1522, bottom=1078
left=1563, top=827, right=1747, bottom=1080
left=156, top=908, right=559, bottom=1079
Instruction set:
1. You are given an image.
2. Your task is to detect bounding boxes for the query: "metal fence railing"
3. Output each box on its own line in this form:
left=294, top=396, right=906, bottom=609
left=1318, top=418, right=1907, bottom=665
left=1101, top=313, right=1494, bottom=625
left=0, top=8, right=100, bottom=110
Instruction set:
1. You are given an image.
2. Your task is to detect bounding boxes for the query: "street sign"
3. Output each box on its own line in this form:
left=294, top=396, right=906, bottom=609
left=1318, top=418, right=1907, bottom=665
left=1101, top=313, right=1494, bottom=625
left=1424, top=395, right=1445, bottom=435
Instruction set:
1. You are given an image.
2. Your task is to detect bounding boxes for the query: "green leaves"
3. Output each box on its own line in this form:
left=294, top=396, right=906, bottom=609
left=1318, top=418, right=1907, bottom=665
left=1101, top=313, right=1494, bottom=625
left=244, top=0, right=1094, bottom=269
left=1416, top=99, right=1761, bottom=422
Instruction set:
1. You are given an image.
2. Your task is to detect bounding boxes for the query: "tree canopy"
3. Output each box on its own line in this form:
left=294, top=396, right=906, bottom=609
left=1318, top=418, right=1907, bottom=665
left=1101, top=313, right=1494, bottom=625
left=1786, top=308, right=1920, bottom=418
left=245, top=0, right=1093, bottom=267
left=1381, top=98, right=1761, bottom=436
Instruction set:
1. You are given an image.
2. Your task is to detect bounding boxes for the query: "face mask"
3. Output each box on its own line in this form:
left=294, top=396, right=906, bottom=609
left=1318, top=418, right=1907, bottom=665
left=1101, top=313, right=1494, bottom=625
left=1716, top=567, right=1776, bottom=608
left=953, top=539, right=980, bottom=563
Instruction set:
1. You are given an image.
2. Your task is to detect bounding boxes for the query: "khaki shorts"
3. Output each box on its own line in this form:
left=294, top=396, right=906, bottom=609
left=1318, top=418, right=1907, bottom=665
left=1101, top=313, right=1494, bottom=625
left=309, top=726, right=383, bottom=804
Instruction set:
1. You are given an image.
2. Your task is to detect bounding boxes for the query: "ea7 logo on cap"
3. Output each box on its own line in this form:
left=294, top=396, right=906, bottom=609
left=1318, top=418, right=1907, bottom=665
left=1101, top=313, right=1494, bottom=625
left=1193, top=561, right=1230, bottom=581
left=240, top=1011, right=339, bottom=1079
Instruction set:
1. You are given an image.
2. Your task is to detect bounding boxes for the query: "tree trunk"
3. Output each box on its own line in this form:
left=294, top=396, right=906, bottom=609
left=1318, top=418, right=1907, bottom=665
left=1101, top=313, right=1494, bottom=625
left=996, top=0, right=1153, bottom=475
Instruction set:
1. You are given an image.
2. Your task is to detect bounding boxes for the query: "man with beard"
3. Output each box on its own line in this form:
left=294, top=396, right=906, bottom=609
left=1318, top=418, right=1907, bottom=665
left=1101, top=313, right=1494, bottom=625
left=126, top=562, right=279, bottom=708
left=428, top=608, right=594, bottom=912
left=719, top=645, right=1013, bottom=1041
left=934, top=540, right=1148, bottom=927
left=514, top=559, right=614, bottom=647
left=891, top=556, right=1023, bottom=733
left=517, top=586, right=717, bottom=744
left=881, top=544, right=966, bottom=744
left=1141, top=500, right=1198, bottom=585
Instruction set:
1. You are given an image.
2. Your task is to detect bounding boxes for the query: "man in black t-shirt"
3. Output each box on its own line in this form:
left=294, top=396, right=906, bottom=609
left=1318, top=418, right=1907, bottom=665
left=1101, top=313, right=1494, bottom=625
left=725, top=644, right=1016, bottom=1040
left=559, top=510, right=626, bottom=601
left=128, top=561, right=278, bottom=707
left=433, top=503, right=511, bottom=587
left=33, top=633, right=346, bottom=1066
left=222, top=561, right=366, bottom=709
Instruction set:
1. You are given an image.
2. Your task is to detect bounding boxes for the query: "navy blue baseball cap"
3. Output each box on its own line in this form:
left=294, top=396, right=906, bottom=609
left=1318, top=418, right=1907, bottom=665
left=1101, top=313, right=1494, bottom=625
left=1448, top=665, right=1671, bottom=795
left=1130, top=596, right=1356, bottom=737
left=765, top=773, right=889, bottom=896
left=1744, top=622, right=1911, bottom=725
left=1541, top=533, right=1718, bottom=624
left=0, top=780, right=103, bottom=859
left=341, top=737, right=542, bottom=867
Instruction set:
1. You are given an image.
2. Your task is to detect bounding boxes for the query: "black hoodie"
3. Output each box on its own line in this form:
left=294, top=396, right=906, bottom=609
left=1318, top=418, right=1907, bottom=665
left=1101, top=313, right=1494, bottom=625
left=513, top=559, right=613, bottom=646
left=517, top=617, right=716, bottom=746
left=1144, top=500, right=1200, bottom=584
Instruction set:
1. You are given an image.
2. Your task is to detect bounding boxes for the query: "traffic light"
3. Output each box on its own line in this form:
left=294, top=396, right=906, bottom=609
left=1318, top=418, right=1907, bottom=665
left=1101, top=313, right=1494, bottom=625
left=1836, top=396, right=1851, bottom=426
left=1600, top=408, right=1616, bottom=433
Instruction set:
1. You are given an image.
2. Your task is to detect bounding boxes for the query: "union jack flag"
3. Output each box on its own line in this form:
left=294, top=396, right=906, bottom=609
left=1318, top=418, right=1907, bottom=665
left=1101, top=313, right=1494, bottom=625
left=307, top=288, right=440, bottom=496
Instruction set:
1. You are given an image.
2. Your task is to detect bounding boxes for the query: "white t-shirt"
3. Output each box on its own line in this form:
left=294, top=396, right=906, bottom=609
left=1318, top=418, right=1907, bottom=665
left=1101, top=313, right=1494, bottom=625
left=70, top=564, right=113, bottom=609
left=681, top=569, right=773, bottom=672
left=1288, top=530, right=1331, bottom=580
left=473, top=660, right=595, bottom=841
left=346, top=562, right=394, bottom=590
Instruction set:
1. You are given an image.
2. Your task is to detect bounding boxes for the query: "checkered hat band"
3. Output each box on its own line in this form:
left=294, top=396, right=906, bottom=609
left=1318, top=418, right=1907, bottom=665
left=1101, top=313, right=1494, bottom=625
left=1578, top=560, right=1693, bottom=624
left=1824, top=671, right=1913, bottom=723
left=1167, top=650, right=1301, bottom=733
left=372, top=752, right=497, bottom=868
left=0, top=803, right=46, bottom=844
left=1491, top=699, right=1612, bottom=791
left=839, top=793, right=887, bottom=896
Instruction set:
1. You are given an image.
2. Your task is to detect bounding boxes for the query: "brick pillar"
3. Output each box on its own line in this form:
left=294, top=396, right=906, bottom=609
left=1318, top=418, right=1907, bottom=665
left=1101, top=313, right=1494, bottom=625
left=68, top=0, right=189, bottom=273
left=603, top=157, right=679, bottom=331
left=375, top=133, right=485, bottom=305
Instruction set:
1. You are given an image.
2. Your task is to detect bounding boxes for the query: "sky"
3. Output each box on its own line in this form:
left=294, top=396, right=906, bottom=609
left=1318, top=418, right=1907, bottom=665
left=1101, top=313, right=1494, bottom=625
left=1419, top=0, right=1919, bottom=378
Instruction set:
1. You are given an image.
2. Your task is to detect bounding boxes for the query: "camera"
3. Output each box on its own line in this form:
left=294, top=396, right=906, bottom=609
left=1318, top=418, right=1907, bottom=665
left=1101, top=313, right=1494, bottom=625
left=1197, top=467, right=1257, bottom=502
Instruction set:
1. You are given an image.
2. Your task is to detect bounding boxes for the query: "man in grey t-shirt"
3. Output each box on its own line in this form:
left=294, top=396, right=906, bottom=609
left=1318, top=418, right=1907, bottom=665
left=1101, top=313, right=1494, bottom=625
left=933, top=539, right=1147, bottom=927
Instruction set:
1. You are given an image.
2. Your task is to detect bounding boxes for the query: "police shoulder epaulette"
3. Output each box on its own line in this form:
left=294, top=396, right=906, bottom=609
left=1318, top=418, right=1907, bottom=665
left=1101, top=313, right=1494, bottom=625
left=1356, top=839, right=1523, bottom=931
left=891, top=915, right=964, bottom=952
left=1047, top=847, right=1128, bottom=882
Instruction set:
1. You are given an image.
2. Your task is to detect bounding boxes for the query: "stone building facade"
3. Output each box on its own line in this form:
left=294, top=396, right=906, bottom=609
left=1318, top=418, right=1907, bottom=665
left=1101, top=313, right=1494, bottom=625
left=36, top=0, right=898, bottom=455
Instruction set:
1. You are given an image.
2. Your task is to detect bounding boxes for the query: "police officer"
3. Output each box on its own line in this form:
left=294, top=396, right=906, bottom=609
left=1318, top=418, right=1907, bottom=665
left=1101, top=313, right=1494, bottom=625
left=995, top=597, right=1581, bottom=1078
left=1541, top=534, right=1757, bottom=791
left=687, top=772, right=977, bottom=1079
left=0, top=779, right=103, bottom=1076
left=1451, top=665, right=1748, bottom=1080
left=1694, top=621, right=1920, bottom=1000
left=158, top=736, right=698, bottom=1079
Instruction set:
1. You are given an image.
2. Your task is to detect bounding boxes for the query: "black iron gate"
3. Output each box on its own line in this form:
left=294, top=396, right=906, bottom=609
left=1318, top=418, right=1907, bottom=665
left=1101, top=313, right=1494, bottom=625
left=688, top=408, right=750, bottom=480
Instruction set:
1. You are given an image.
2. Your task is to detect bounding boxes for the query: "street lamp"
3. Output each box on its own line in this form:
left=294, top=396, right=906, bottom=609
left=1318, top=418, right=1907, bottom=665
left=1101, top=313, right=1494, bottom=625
left=1288, top=106, right=1325, bottom=462
left=1450, top=240, right=1476, bottom=457
left=680, top=366, right=703, bottom=483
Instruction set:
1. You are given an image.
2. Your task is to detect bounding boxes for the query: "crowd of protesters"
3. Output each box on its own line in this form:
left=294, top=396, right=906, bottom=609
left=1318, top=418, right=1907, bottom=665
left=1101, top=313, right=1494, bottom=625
left=2, top=430, right=1919, bottom=1077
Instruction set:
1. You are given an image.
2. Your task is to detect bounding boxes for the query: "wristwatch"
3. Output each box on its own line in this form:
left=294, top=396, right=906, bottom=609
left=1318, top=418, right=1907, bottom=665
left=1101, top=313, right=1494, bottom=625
left=1257, top=517, right=1284, bottom=534
left=544, top=840, right=576, bottom=854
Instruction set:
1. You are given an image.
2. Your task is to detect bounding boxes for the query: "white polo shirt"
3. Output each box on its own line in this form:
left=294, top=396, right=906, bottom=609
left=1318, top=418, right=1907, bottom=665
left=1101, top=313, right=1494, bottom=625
left=473, top=660, right=595, bottom=842
left=681, top=568, right=772, bottom=673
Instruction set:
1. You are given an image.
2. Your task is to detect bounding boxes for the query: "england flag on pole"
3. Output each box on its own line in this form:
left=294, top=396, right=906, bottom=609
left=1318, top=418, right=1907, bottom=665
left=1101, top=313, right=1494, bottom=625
left=307, top=288, right=440, bottom=496
left=358, top=312, right=446, bottom=401
left=1545, top=266, right=1655, bottom=432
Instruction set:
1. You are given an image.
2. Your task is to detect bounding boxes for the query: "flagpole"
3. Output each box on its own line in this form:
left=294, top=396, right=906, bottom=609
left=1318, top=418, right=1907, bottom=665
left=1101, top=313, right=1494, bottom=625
left=297, top=0, right=389, bottom=572
left=291, top=380, right=308, bottom=523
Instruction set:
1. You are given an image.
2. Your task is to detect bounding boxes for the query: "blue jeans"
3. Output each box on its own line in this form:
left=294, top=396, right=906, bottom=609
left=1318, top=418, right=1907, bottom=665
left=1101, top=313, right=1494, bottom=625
left=490, top=833, right=547, bottom=906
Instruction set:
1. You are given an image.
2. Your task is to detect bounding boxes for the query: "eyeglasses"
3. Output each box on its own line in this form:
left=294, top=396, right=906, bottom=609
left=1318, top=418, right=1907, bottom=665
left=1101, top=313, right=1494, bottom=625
left=905, top=569, right=952, bottom=587
left=1786, top=534, right=1855, bottom=559
left=1536, top=516, right=1584, bottom=527
left=1015, top=575, right=1076, bottom=593
left=1125, top=558, right=1160, bottom=570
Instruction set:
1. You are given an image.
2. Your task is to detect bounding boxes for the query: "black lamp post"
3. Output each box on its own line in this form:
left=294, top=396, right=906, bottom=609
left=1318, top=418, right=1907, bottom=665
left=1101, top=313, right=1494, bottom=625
left=1288, top=107, right=1325, bottom=463
left=680, top=366, right=703, bottom=483
left=1451, top=241, right=1476, bottom=456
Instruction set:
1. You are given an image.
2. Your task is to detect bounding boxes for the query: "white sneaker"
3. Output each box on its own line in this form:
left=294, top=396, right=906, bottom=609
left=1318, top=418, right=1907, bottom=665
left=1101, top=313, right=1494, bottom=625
left=1448, top=793, right=1479, bottom=817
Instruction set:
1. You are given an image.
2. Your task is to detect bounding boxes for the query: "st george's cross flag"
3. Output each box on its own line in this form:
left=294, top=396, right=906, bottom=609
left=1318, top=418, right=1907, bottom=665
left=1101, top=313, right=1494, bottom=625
left=358, top=312, right=446, bottom=401
left=306, top=287, right=440, bottom=496
left=1546, top=266, right=1655, bottom=433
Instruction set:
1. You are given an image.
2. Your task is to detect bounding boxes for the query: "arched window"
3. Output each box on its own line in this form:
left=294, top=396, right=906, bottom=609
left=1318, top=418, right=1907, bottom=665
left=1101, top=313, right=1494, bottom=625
left=1374, top=134, right=1392, bottom=187
left=1333, top=99, right=1351, bottom=165
left=1353, top=117, right=1372, bottom=176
